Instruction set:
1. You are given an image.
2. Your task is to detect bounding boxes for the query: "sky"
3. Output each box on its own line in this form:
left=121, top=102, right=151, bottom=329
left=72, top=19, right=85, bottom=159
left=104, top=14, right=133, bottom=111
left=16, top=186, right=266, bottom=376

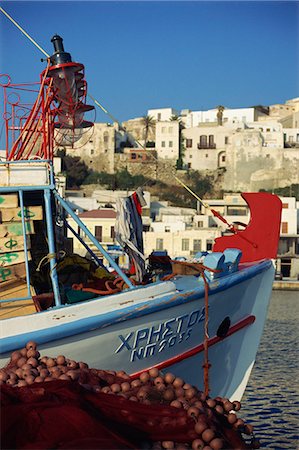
left=0, top=1, right=298, bottom=124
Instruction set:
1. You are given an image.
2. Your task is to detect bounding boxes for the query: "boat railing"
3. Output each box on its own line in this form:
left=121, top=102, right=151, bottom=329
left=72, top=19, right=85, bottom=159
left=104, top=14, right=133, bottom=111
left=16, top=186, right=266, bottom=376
left=0, top=160, right=135, bottom=311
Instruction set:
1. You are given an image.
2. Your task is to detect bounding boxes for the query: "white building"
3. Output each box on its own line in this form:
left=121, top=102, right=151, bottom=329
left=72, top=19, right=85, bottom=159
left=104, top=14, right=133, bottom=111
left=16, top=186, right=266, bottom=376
left=147, top=108, right=178, bottom=122
left=155, top=121, right=180, bottom=160
left=143, top=228, right=221, bottom=259
left=182, top=125, right=232, bottom=171
left=183, top=107, right=267, bottom=128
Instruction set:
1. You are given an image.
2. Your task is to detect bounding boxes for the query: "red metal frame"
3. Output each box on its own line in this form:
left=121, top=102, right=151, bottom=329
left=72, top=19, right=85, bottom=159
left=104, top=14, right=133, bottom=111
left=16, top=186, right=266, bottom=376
left=0, top=59, right=94, bottom=161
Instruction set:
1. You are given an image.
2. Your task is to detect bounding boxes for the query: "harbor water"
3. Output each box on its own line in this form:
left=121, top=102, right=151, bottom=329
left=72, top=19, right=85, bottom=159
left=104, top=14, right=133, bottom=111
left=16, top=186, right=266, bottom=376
left=241, top=290, right=299, bottom=449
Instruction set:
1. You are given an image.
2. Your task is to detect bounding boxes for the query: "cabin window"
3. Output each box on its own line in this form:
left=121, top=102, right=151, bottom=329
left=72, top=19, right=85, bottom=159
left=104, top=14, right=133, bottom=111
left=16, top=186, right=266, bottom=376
left=182, top=239, right=189, bottom=251
left=193, top=239, right=202, bottom=252
left=156, top=238, right=164, bottom=250
left=95, top=226, right=102, bottom=242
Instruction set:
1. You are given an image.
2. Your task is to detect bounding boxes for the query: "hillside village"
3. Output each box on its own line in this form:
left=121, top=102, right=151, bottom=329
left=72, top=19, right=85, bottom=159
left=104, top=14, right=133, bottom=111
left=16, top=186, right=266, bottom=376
left=51, top=97, right=299, bottom=280
left=63, top=97, right=299, bottom=192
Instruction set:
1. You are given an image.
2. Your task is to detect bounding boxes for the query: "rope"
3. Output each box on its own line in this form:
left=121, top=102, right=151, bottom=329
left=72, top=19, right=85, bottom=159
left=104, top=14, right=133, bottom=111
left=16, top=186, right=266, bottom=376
left=0, top=6, right=50, bottom=58
left=202, top=270, right=211, bottom=397
left=36, top=250, right=66, bottom=273
left=162, top=261, right=221, bottom=395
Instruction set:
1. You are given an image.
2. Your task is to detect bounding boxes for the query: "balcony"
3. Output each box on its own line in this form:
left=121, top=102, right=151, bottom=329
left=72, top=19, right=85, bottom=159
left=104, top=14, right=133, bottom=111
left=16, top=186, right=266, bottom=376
left=197, top=143, right=216, bottom=149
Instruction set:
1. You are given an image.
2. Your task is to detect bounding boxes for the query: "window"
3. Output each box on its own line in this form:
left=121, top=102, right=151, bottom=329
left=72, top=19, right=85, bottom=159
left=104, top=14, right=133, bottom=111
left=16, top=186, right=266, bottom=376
left=110, top=226, right=115, bottom=239
left=162, top=127, right=166, bottom=133
left=189, top=154, right=192, bottom=158
left=206, top=240, right=213, bottom=251
left=90, top=149, right=94, bottom=155
left=282, top=203, right=289, bottom=209
left=165, top=226, right=170, bottom=233
left=157, top=113, right=161, bottom=120
left=193, top=239, right=201, bottom=252
left=205, top=154, right=209, bottom=158
left=169, top=141, right=173, bottom=147
left=281, top=222, right=288, bottom=233
left=131, top=153, right=137, bottom=159
left=161, top=141, right=165, bottom=147
left=289, top=136, right=294, bottom=142
left=168, top=127, right=173, bottom=133
left=95, top=226, right=102, bottom=241
left=103, top=132, right=109, bottom=143
left=200, top=135, right=207, bottom=147
left=209, top=135, right=214, bottom=146
left=182, top=239, right=189, bottom=251
left=198, top=221, right=203, bottom=227
left=225, top=137, right=229, bottom=145
left=266, top=128, right=271, bottom=132
left=156, top=238, right=163, bottom=250
left=227, top=206, right=247, bottom=215
left=186, top=139, right=192, bottom=148
left=221, top=155, right=226, bottom=162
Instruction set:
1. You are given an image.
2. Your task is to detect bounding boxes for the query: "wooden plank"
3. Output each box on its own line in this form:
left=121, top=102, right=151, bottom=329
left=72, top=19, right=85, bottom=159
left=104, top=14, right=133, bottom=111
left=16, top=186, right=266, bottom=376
left=0, top=262, right=27, bottom=284
left=0, top=221, right=34, bottom=237
left=0, top=194, right=18, bottom=208
left=0, top=206, right=43, bottom=223
left=0, top=251, right=31, bottom=267
left=0, top=236, right=30, bottom=253
left=0, top=283, right=36, bottom=318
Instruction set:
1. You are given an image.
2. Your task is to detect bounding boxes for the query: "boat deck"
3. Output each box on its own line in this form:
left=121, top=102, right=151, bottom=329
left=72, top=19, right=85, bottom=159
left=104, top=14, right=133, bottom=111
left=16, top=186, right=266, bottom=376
left=0, top=281, right=36, bottom=319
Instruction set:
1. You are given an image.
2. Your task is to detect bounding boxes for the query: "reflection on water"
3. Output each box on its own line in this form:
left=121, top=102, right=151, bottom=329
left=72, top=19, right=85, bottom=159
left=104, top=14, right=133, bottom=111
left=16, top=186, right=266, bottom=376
left=241, top=290, right=299, bottom=449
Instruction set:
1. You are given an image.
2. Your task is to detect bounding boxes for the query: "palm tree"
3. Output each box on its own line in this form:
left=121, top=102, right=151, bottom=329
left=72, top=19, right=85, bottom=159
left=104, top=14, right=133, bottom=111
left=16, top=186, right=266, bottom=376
left=216, top=105, right=225, bottom=126
left=141, top=115, right=155, bottom=148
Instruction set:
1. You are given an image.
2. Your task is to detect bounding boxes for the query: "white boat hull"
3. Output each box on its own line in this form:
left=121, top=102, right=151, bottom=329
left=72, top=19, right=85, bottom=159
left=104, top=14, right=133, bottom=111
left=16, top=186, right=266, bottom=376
left=0, top=260, right=274, bottom=401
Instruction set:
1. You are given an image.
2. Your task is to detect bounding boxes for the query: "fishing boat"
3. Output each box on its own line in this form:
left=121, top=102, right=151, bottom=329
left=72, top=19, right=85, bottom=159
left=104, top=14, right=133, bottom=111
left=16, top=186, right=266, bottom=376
left=0, top=35, right=282, bottom=402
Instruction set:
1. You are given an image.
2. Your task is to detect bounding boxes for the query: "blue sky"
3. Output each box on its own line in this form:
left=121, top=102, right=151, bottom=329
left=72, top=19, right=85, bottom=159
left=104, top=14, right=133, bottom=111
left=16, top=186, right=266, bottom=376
left=0, top=1, right=298, bottom=123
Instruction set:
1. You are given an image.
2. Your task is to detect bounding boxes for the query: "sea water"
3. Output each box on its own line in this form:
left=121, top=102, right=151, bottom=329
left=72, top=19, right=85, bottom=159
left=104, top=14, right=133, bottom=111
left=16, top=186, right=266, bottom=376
left=241, top=290, right=299, bottom=449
